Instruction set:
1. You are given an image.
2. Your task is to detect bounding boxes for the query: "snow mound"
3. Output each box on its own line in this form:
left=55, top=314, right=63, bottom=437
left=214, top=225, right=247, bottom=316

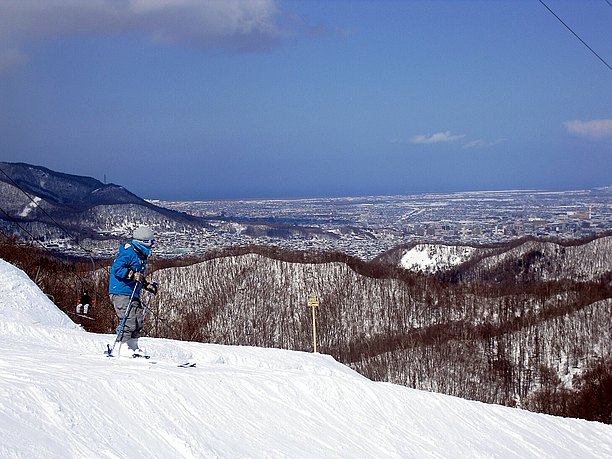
left=0, top=258, right=79, bottom=331
left=1, top=257, right=611, bottom=458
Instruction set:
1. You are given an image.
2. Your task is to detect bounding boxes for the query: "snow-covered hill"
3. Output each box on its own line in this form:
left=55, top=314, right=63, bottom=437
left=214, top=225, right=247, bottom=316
left=400, top=243, right=484, bottom=272
left=1, top=258, right=611, bottom=458
left=398, top=236, right=612, bottom=280
left=0, top=162, right=206, bottom=257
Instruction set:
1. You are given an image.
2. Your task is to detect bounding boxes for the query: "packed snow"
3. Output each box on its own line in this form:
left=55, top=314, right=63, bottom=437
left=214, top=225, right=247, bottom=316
left=1, top=258, right=611, bottom=458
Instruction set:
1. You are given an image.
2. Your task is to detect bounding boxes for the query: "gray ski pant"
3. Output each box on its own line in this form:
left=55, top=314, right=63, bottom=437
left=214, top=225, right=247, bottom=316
left=110, top=294, right=144, bottom=343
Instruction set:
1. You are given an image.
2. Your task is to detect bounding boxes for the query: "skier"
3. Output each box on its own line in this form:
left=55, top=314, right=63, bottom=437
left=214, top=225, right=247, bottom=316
left=76, top=289, right=92, bottom=315
left=108, top=225, right=159, bottom=357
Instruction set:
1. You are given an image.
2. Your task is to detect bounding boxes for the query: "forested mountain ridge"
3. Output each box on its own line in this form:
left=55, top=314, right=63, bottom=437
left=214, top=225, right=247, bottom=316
left=395, top=235, right=612, bottom=282
left=140, top=235, right=611, bottom=421
left=0, top=162, right=204, bottom=247
left=0, top=161, right=144, bottom=209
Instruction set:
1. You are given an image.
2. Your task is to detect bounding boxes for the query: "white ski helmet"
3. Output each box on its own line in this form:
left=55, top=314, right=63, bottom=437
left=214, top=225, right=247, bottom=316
left=132, top=225, right=154, bottom=246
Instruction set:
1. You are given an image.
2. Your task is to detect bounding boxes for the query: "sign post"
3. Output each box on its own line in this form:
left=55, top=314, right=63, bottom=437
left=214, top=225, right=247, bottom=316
left=307, top=294, right=319, bottom=353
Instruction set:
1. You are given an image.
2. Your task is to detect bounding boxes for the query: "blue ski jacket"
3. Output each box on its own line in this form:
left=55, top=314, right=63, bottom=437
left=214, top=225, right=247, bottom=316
left=108, top=241, right=150, bottom=297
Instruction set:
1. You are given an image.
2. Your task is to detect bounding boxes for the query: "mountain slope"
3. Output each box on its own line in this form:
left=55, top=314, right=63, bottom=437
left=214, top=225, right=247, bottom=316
left=0, top=162, right=148, bottom=210
left=1, top=257, right=611, bottom=458
left=0, top=162, right=206, bottom=253
left=393, top=236, right=612, bottom=282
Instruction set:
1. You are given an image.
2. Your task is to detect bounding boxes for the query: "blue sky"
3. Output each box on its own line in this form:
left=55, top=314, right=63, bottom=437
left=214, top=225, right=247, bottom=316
left=1, top=0, right=610, bottom=200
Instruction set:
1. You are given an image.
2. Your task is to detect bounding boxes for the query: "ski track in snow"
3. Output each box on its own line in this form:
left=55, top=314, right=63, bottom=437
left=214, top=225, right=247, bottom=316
left=0, top=258, right=611, bottom=458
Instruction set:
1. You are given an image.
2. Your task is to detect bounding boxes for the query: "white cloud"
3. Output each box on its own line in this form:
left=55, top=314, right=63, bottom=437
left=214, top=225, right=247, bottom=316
left=463, top=138, right=506, bottom=149
left=410, top=131, right=465, bottom=145
left=0, top=0, right=284, bottom=63
left=564, top=119, right=612, bottom=140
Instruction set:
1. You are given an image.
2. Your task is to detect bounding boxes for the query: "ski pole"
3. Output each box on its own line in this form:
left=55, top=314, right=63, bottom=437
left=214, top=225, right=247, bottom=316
left=140, top=281, right=158, bottom=332
left=141, top=285, right=157, bottom=316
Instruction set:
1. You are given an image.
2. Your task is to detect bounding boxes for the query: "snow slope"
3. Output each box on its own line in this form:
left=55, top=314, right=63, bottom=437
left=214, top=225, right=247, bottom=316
left=1, top=258, right=611, bottom=458
left=400, top=243, right=482, bottom=273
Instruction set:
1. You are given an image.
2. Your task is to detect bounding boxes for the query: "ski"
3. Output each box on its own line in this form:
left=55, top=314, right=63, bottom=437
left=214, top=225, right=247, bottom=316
left=132, top=353, right=151, bottom=360
left=105, top=345, right=193, bottom=367
left=68, top=312, right=95, bottom=321
left=178, top=362, right=196, bottom=368
left=105, top=351, right=157, bottom=364
left=105, top=344, right=151, bottom=360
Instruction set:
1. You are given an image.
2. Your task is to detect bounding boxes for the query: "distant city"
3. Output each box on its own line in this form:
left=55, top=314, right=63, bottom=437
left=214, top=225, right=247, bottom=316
left=153, top=187, right=612, bottom=260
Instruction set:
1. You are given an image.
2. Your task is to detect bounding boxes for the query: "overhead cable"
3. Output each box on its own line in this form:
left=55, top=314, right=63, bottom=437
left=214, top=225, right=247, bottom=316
left=538, top=0, right=612, bottom=72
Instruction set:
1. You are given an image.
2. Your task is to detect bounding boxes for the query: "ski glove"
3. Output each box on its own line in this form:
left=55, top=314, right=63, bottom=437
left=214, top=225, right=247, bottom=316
left=143, top=280, right=159, bottom=295
left=126, top=269, right=144, bottom=283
